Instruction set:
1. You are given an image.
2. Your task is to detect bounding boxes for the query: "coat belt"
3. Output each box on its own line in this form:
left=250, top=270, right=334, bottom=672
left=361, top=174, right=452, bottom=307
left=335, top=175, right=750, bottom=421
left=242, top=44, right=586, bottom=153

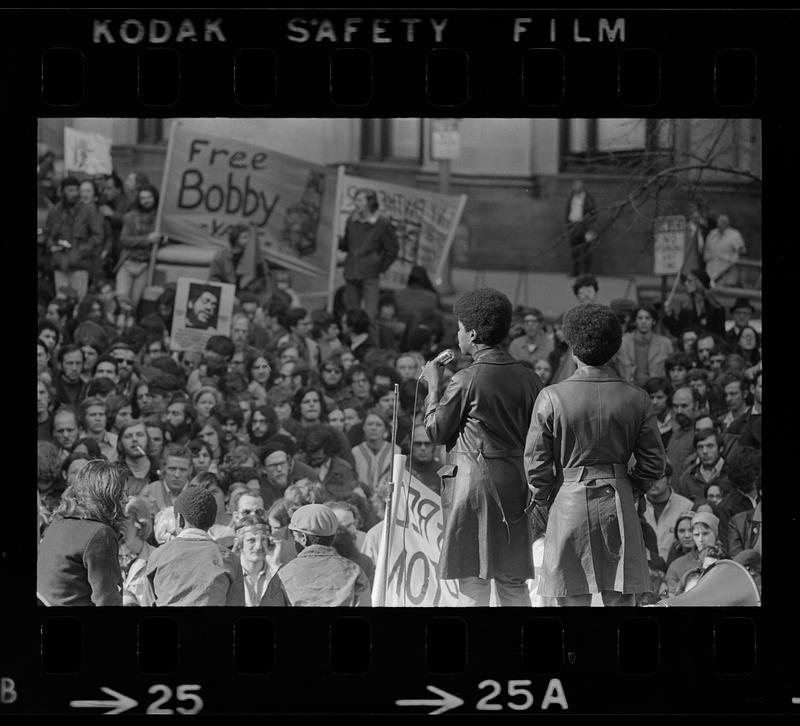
left=451, top=448, right=523, bottom=458
left=561, top=464, right=628, bottom=482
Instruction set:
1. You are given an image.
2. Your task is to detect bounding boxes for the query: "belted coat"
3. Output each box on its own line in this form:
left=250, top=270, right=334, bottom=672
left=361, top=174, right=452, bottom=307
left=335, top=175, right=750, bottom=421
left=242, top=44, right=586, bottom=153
left=425, top=347, right=543, bottom=580
left=524, top=365, right=666, bottom=597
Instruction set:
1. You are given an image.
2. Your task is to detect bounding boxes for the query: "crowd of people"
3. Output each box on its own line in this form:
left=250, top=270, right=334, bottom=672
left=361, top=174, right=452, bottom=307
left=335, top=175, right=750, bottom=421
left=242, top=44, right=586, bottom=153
left=36, top=164, right=761, bottom=607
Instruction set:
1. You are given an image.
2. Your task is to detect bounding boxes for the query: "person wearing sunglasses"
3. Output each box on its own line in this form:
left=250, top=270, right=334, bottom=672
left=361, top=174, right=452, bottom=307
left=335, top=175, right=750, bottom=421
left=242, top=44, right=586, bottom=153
left=107, top=342, right=139, bottom=399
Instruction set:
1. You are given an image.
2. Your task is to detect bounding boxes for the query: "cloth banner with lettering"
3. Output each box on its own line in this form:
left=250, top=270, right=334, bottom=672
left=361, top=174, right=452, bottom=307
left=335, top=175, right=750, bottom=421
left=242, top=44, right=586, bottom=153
left=158, top=121, right=339, bottom=293
left=337, top=173, right=467, bottom=290
left=371, top=471, right=460, bottom=607
left=64, top=127, right=113, bottom=176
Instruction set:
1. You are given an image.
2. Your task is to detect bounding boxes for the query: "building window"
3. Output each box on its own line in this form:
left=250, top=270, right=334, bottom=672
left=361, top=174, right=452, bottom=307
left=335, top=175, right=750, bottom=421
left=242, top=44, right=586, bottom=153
left=137, top=119, right=165, bottom=144
left=560, top=118, right=674, bottom=173
left=361, top=119, right=423, bottom=164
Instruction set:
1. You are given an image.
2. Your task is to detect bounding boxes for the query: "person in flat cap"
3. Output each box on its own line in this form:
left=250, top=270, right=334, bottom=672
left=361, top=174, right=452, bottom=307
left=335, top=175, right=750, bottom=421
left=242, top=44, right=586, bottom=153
left=259, top=503, right=371, bottom=607
left=725, top=297, right=757, bottom=348
left=142, top=485, right=245, bottom=606
left=524, top=303, right=667, bottom=606
left=663, top=268, right=726, bottom=338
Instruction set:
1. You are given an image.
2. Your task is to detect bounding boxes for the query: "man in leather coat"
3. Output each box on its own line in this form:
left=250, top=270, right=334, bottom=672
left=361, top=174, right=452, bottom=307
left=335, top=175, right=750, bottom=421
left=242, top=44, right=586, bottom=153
left=422, top=288, right=543, bottom=606
left=524, top=303, right=666, bottom=606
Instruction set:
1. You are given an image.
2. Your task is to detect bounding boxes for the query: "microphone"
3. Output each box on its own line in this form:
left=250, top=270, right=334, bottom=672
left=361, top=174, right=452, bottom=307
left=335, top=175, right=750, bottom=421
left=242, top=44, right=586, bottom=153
left=432, top=349, right=456, bottom=366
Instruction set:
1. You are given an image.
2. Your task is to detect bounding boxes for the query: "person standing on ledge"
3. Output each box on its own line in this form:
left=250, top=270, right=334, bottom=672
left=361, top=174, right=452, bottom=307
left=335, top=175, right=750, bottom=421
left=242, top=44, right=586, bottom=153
left=338, top=188, right=399, bottom=324
left=421, top=287, right=543, bottom=606
left=564, top=179, right=597, bottom=277
left=525, top=303, right=666, bottom=607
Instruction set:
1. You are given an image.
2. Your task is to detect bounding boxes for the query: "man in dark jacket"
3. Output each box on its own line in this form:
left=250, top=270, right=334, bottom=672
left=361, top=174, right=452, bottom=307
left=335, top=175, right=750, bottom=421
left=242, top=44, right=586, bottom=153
left=422, top=288, right=543, bottom=606
left=116, top=184, right=163, bottom=316
left=338, top=188, right=399, bottom=322
left=44, top=176, right=102, bottom=301
left=525, top=303, right=666, bottom=606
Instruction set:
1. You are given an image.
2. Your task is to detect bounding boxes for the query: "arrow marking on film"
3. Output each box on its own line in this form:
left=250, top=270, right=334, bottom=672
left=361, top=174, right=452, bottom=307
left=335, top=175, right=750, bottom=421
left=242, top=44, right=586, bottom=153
left=396, top=685, right=464, bottom=715
left=70, top=687, right=137, bottom=714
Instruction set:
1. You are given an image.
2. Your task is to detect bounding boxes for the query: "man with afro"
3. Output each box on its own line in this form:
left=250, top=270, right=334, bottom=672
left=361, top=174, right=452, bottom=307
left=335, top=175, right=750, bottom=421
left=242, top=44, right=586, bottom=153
left=142, top=485, right=245, bottom=606
left=524, top=303, right=666, bottom=606
left=422, top=287, right=543, bottom=606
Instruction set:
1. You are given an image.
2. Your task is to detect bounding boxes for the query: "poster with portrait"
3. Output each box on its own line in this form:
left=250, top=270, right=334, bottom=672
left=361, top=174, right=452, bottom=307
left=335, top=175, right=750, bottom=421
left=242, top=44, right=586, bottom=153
left=170, top=277, right=236, bottom=352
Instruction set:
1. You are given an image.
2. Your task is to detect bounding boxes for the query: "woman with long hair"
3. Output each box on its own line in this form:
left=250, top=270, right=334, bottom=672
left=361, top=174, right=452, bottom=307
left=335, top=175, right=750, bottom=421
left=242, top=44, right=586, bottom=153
left=350, top=408, right=400, bottom=493
left=616, top=305, right=675, bottom=386
left=37, top=459, right=128, bottom=606
left=664, top=512, right=695, bottom=569
left=292, top=385, right=328, bottom=426
left=243, top=350, right=273, bottom=407
left=736, top=325, right=761, bottom=367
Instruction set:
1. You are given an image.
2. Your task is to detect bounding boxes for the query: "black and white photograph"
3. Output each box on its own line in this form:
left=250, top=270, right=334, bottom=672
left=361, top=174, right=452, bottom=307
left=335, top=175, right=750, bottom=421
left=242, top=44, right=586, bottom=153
left=36, top=116, right=762, bottom=608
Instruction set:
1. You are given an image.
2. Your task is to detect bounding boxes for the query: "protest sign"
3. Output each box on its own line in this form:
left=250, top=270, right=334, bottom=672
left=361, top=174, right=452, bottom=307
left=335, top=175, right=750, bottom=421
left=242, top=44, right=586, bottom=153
left=156, top=121, right=339, bottom=301
left=337, top=173, right=467, bottom=290
left=372, top=470, right=460, bottom=607
left=64, top=127, right=113, bottom=176
left=169, top=277, right=236, bottom=353
left=653, top=214, right=687, bottom=276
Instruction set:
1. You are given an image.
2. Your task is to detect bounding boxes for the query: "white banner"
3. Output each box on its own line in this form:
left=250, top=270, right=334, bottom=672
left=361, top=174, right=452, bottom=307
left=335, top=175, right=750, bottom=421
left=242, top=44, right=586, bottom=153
left=372, top=466, right=460, bottom=607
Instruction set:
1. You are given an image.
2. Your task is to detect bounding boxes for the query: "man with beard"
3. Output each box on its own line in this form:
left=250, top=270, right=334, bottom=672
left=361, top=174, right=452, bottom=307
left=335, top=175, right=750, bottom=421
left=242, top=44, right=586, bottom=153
left=117, top=184, right=165, bottom=317
left=260, top=439, right=316, bottom=506
left=51, top=406, right=80, bottom=463
left=728, top=371, right=761, bottom=449
left=144, top=443, right=194, bottom=512
left=117, top=420, right=157, bottom=482
left=260, top=503, right=371, bottom=607
left=185, top=285, right=220, bottom=330
left=164, top=395, right=195, bottom=445
left=98, top=173, right=130, bottom=275
left=108, top=342, right=139, bottom=399
left=228, top=314, right=259, bottom=375
left=55, top=345, right=86, bottom=406
left=666, top=387, right=700, bottom=488
left=45, top=176, right=102, bottom=301
left=327, top=501, right=375, bottom=586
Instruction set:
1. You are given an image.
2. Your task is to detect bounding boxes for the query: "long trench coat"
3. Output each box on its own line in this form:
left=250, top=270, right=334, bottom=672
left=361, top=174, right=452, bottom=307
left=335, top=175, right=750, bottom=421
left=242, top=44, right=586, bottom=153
left=524, top=365, right=666, bottom=597
left=425, top=347, right=543, bottom=580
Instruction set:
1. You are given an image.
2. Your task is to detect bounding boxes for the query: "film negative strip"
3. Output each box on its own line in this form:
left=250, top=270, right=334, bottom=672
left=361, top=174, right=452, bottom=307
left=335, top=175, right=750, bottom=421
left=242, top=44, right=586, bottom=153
left=6, top=5, right=796, bottom=717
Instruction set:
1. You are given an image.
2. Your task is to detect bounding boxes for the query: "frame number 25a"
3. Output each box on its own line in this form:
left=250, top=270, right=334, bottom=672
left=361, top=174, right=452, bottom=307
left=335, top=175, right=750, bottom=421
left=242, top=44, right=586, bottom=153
left=477, top=679, right=568, bottom=711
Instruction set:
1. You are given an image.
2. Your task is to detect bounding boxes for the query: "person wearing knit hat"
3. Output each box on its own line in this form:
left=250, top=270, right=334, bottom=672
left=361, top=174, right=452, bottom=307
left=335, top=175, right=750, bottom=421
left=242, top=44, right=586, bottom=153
left=142, top=486, right=245, bottom=606
left=259, top=503, right=371, bottom=607
left=691, top=510, right=720, bottom=543
left=525, top=302, right=667, bottom=607
left=663, top=268, right=726, bottom=338
left=663, top=510, right=721, bottom=597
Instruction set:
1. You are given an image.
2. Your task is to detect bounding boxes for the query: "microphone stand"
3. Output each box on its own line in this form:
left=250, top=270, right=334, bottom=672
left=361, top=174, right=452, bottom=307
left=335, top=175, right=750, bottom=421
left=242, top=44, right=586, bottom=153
left=377, top=383, right=403, bottom=606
